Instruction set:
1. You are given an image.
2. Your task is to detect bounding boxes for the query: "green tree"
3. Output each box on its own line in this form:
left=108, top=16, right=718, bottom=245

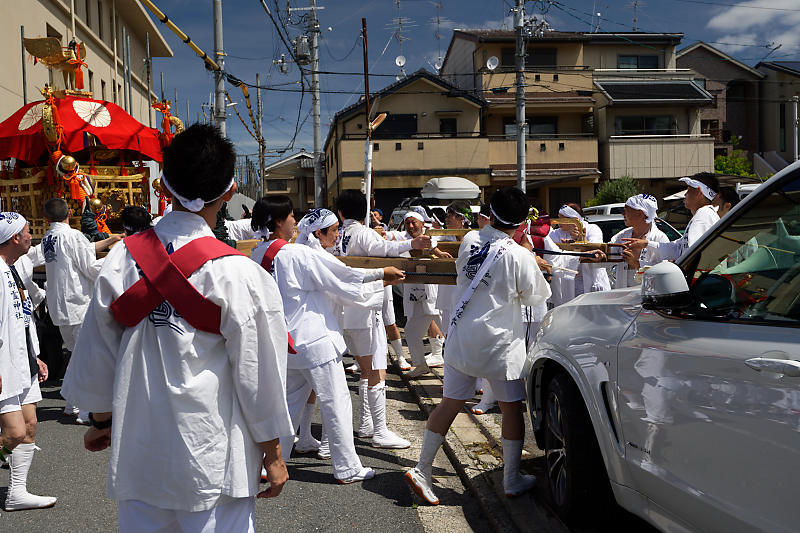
left=585, top=176, right=639, bottom=207
left=714, top=135, right=756, bottom=178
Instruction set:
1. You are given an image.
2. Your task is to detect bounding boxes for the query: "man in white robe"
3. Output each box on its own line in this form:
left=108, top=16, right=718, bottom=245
left=405, top=187, right=551, bottom=505
left=41, top=198, right=119, bottom=422
left=336, top=190, right=431, bottom=448
left=0, top=213, right=56, bottom=511
left=61, top=124, right=294, bottom=532
left=609, top=194, right=669, bottom=288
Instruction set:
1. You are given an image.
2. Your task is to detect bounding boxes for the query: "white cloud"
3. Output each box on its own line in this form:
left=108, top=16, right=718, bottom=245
left=706, top=0, right=800, bottom=57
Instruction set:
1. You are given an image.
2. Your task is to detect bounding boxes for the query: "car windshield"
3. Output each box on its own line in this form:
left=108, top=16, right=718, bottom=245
left=655, top=219, right=681, bottom=240
left=689, top=176, right=800, bottom=323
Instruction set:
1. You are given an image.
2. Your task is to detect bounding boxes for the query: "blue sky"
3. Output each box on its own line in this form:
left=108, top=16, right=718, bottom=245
left=149, top=0, right=800, bottom=159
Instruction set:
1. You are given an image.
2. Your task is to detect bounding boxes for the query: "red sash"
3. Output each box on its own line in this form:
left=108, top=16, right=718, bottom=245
left=110, top=229, right=243, bottom=334
left=256, top=239, right=297, bottom=354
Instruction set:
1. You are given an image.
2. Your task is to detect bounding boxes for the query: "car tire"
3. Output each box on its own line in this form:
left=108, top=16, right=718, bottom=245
left=544, top=372, right=612, bottom=525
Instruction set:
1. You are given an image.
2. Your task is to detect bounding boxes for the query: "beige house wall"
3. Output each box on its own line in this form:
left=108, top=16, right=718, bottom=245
left=338, top=137, right=488, bottom=173
left=484, top=111, right=586, bottom=137
left=603, top=136, right=714, bottom=179
left=489, top=138, right=597, bottom=166
left=0, top=0, right=171, bottom=126
left=758, top=69, right=800, bottom=161
left=583, top=44, right=677, bottom=70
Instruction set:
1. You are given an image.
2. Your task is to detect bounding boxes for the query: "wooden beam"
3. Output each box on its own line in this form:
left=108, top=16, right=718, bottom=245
left=338, top=256, right=457, bottom=284
left=425, top=228, right=472, bottom=237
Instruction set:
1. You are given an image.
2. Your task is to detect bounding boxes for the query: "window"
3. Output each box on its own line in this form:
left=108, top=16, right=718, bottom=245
left=97, top=0, right=104, bottom=40
left=373, top=114, right=417, bottom=138
left=85, top=0, right=91, bottom=25
left=693, top=78, right=706, bottom=90
left=267, top=180, right=288, bottom=192
left=373, top=143, right=380, bottom=151
left=417, top=142, right=424, bottom=150
left=439, top=118, right=457, bottom=136
left=395, top=142, right=402, bottom=151
left=503, top=117, right=527, bottom=139
left=88, top=70, right=94, bottom=93
left=101, top=80, right=106, bottom=100
left=780, top=103, right=786, bottom=153
left=529, top=116, right=558, bottom=136
left=683, top=173, right=800, bottom=325
left=614, top=115, right=675, bottom=135
left=553, top=74, right=559, bottom=82
left=501, top=48, right=515, bottom=67
left=617, top=55, right=659, bottom=69
left=527, top=48, right=557, bottom=68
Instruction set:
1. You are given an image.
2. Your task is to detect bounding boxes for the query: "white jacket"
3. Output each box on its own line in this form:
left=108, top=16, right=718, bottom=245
left=0, top=258, right=38, bottom=401
left=61, top=211, right=294, bottom=512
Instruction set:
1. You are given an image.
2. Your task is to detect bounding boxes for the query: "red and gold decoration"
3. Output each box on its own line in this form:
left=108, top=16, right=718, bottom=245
left=89, top=197, right=111, bottom=234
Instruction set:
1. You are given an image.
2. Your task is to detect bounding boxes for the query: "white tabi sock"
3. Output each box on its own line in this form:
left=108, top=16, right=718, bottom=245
left=416, top=430, right=445, bottom=476
left=295, top=402, right=320, bottom=452
left=389, top=339, right=404, bottom=358
left=358, top=379, right=373, bottom=438
left=5, top=443, right=57, bottom=511
left=368, top=382, right=410, bottom=449
left=502, top=438, right=536, bottom=496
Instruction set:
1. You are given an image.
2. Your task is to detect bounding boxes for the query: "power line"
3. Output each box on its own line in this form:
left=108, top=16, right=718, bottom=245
left=668, top=0, right=800, bottom=11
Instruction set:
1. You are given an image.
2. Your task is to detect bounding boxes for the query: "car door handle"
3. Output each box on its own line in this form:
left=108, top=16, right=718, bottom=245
left=745, top=358, right=800, bottom=377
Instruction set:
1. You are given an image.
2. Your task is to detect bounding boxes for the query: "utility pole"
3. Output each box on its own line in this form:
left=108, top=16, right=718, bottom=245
left=145, top=32, right=152, bottom=127
left=257, top=72, right=265, bottom=199
left=174, top=88, right=179, bottom=122
left=794, top=95, right=799, bottom=163
left=186, top=99, right=190, bottom=126
left=514, top=0, right=527, bottom=192
left=213, top=0, right=226, bottom=136
left=361, top=17, right=372, bottom=224
left=126, top=31, right=133, bottom=115
left=160, top=72, right=164, bottom=101
left=20, top=26, right=27, bottom=105
left=121, top=26, right=128, bottom=112
left=310, top=0, right=323, bottom=207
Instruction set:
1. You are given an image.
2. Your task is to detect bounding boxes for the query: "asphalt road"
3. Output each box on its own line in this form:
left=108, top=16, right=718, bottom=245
left=0, top=370, right=435, bottom=533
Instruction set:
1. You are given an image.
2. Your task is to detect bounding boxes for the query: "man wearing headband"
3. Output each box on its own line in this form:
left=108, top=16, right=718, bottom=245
left=336, top=190, right=431, bottom=449
left=406, top=187, right=551, bottom=505
left=0, top=213, right=57, bottom=511
left=624, top=172, right=720, bottom=262
left=41, top=197, right=120, bottom=424
left=548, top=203, right=610, bottom=305
left=62, top=124, right=294, bottom=531
left=609, top=194, right=669, bottom=288
left=396, top=210, right=448, bottom=377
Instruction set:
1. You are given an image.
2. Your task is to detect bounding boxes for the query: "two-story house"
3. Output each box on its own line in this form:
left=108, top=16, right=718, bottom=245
left=676, top=41, right=764, bottom=159
left=440, top=29, right=715, bottom=208
left=755, top=61, right=800, bottom=171
left=323, top=70, right=487, bottom=213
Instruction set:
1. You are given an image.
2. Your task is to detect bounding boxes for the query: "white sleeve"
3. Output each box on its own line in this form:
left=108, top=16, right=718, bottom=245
left=225, top=219, right=256, bottom=241
left=74, top=232, right=103, bottom=281
left=685, top=210, right=718, bottom=248
left=26, top=244, right=45, bottom=267
left=516, top=252, right=551, bottom=307
left=221, top=271, right=294, bottom=443
left=358, top=230, right=413, bottom=257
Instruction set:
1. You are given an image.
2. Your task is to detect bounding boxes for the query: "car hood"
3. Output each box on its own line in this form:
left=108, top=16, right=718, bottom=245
left=534, top=287, right=643, bottom=359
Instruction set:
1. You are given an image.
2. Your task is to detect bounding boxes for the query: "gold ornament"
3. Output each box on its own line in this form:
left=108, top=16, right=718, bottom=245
left=152, top=177, right=162, bottom=191
left=57, top=155, right=78, bottom=175
left=89, top=197, right=104, bottom=211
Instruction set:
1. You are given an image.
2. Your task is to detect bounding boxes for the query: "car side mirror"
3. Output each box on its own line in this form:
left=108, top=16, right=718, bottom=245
left=641, top=261, right=692, bottom=310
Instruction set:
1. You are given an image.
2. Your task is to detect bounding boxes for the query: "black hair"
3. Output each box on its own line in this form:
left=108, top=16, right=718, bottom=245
left=718, top=186, right=740, bottom=208
left=251, top=195, right=293, bottom=233
left=690, top=172, right=720, bottom=199
left=479, top=202, right=490, bottom=218
left=43, top=198, right=70, bottom=222
left=446, top=200, right=471, bottom=215
left=162, top=123, right=236, bottom=205
left=489, top=187, right=530, bottom=229
left=336, top=189, right=367, bottom=221
left=431, top=207, right=446, bottom=226
left=120, top=205, right=152, bottom=235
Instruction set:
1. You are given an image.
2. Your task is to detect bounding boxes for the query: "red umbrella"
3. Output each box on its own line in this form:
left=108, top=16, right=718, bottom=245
left=0, top=95, right=163, bottom=163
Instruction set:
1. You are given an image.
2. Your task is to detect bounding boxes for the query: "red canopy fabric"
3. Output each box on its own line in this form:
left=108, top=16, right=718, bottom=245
left=0, top=96, right=163, bottom=163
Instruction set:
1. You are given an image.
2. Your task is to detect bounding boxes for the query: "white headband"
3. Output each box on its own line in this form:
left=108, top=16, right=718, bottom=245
left=558, top=205, right=583, bottom=221
left=296, top=208, right=338, bottom=245
left=0, top=212, right=26, bottom=244
left=679, top=177, right=717, bottom=201
left=625, top=193, right=659, bottom=224
left=161, top=173, right=235, bottom=213
left=404, top=211, right=425, bottom=223
left=489, top=203, right=524, bottom=226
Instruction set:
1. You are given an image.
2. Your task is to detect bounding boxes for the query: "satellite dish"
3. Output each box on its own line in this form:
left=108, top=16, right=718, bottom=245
left=486, top=56, right=499, bottom=71
left=434, top=61, right=442, bottom=70
left=395, top=55, right=406, bottom=67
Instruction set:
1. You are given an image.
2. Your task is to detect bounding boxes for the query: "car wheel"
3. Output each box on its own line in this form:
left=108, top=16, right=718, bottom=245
left=544, top=372, right=611, bottom=524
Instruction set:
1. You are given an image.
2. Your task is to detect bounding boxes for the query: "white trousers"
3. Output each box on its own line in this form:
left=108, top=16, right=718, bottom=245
left=404, top=312, right=442, bottom=366
left=281, top=359, right=364, bottom=480
left=118, top=497, right=254, bottom=533
left=59, top=323, right=82, bottom=352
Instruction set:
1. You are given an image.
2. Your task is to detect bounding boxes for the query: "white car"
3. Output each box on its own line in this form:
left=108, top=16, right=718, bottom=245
left=525, top=162, right=800, bottom=532
left=581, top=203, right=625, bottom=216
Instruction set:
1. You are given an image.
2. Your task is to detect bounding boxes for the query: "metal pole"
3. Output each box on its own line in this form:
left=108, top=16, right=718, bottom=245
left=361, top=18, right=372, bottom=225
left=70, top=0, right=76, bottom=39
left=126, top=31, right=133, bottom=115
left=213, top=0, right=226, bottom=136
left=310, top=0, right=323, bottom=208
left=112, top=0, right=118, bottom=104
left=20, top=26, right=27, bottom=105
left=121, top=26, right=128, bottom=112
left=145, top=32, right=152, bottom=127
left=186, top=99, right=190, bottom=126
left=160, top=72, right=164, bottom=102
left=794, top=96, right=799, bottom=163
left=514, top=0, right=527, bottom=192
left=174, top=88, right=179, bottom=122
left=257, top=72, right=265, bottom=200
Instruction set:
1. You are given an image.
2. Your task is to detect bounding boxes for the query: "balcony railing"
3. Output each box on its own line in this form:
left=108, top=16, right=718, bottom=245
left=341, top=131, right=481, bottom=140
left=489, top=137, right=598, bottom=167
left=482, top=67, right=594, bottom=93
left=338, top=136, right=489, bottom=173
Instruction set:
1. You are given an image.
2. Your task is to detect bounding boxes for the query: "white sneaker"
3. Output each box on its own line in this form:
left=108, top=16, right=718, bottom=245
left=396, top=356, right=411, bottom=371
left=337, top=467, right=375, bottom=484
left=371, top=429, right=410, bottom=449
left=404, top=467, right=439, bottom=505
left=505, top=473, right=536, bottom=498
left=406, top=363, right=431, bottom=378
left=424, top=355, right=444, bottom=368
left=294, top=434, right=321, bottom=454
left=75, top=416, right=90, bottom=426
left=63, top=407, right=79, bottom=417
left=344, top=363, right=359, bottom=375
left=317, top=440, right=331, bottom=460
left=471, top=401, right=497, bottom=415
